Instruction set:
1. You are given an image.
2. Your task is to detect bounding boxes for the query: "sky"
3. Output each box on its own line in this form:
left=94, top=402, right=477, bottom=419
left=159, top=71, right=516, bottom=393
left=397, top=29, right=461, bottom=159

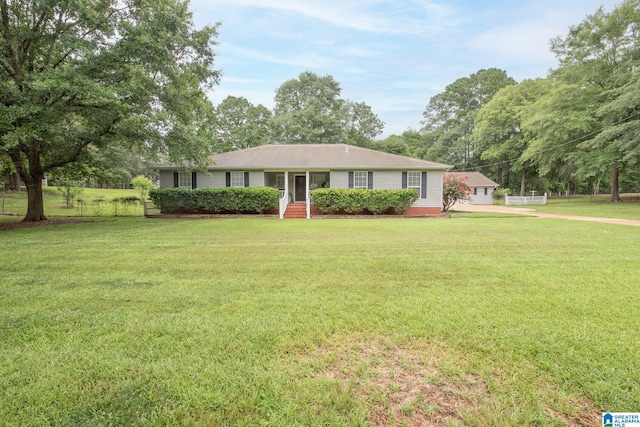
left=190, top=0, right=621, bottom=138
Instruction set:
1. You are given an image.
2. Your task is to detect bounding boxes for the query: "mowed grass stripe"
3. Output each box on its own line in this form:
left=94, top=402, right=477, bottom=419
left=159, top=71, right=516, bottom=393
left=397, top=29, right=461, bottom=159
left=1, top=217, right=638, bottom=425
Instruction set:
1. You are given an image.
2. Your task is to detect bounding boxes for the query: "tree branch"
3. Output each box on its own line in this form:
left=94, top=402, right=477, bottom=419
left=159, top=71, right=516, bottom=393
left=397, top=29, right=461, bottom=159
left=22, top=9, right=49, bottom=71
left=1, top=0, right=21, bottom=83
left=44, top=116, right=120, bottom=171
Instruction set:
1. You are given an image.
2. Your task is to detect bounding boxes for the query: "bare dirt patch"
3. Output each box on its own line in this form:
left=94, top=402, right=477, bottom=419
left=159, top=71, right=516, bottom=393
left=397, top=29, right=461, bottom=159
left=319, top=338, right=490, bottom=426
left=308, top=337, right=600, bottom=426
left=544, top=395, right=601, bottom=427
left=0, top=218, right=85, bottom=231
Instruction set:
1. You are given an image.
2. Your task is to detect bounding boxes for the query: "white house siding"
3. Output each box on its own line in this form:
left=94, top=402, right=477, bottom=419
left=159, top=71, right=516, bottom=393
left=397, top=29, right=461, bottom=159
left=330, top=171, right=349, bottom=188
left=159, top=171, right=174, bottom=188
left=411, top=171, right=443, bottom=208
left=248, top=172, right=264, bottom=187
left=327, top=170, right=443, bottom=208
left=469, top=188, right=494, bottom=205
left=194, top=172, right=218, bottom=188
left=203, top=171, right=263, bottom=188
left=159, top=171, right=264, bottom=188
left=372, top=171, right=401, bottom=190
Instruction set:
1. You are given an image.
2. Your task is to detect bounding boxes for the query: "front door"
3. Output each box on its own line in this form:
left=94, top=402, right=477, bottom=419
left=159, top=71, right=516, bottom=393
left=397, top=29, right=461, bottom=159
left=294, top=175, right=306, bottom=202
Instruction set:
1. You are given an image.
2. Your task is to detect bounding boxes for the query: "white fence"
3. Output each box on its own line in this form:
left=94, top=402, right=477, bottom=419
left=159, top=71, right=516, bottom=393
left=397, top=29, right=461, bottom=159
left=505, top=193, right=547, bottom=206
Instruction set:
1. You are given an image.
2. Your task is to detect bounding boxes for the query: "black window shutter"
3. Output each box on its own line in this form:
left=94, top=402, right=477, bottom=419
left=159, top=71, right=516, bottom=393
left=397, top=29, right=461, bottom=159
left=402, top=172, right=407, bottom=189
left=474, top=188, right=478, bottom=195
left=173, top=172, right=179, bottom=188
left=485, top=188, right=488, bottom=195
left=421, top=172, right=427, bottom=198
left=367, top=172, right=373, bottom=189
left=225, top=172, right=231, bottom=187
left=191, top=172, right=197, bottom=189
left=244, top=172, right=249, bottom=187
left=348, top=172, right=354, bottom=188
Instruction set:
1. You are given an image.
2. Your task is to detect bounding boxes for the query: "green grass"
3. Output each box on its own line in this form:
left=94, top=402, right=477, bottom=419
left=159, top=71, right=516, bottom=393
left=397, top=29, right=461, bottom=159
left=1, top=217, right=639, bottom=426
left=0, top=187, right=143, bottom=219
left=503, top=194, right=640, bottom=221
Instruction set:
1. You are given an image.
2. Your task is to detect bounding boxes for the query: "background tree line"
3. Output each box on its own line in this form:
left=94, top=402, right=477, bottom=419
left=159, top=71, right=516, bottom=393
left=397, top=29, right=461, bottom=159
left=377, top=0, right=640, bottom=200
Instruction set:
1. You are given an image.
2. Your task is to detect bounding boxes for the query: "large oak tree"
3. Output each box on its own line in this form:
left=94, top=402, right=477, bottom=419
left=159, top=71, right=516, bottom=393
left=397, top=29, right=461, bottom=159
left=474, top=79, right=552, bottom=195
left=271, top=71, right=383, bottom=145
left=0, top=0, right=220, bottom=221
left=550, top=0, right=640, bottom=201
left=213, top=96, right=271, bottom=152
left=420, top=68, right=516, bottom=169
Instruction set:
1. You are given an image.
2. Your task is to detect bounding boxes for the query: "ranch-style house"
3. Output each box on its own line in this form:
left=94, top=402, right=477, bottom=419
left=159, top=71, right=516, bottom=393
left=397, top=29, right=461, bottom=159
left=156, top=144, right=451, bottom=218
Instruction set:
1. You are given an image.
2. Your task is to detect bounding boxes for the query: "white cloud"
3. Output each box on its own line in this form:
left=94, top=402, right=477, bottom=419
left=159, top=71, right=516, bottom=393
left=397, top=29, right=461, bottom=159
left=193, top=0, right=623, bottom=138
left=198, top=0, right=456, bottom=35
left=220, top=43, right=339, bottom=69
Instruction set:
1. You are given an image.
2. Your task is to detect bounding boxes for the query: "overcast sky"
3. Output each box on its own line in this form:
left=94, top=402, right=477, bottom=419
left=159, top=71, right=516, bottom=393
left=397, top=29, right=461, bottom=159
left=190, top=0, right=620, bottom=138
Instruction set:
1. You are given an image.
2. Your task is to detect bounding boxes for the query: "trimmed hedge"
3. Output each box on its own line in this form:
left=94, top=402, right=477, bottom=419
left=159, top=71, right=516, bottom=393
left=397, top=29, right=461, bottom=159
left=149, top=187, right=280, bottom=214
left=310, top=188, right=419, bottom=215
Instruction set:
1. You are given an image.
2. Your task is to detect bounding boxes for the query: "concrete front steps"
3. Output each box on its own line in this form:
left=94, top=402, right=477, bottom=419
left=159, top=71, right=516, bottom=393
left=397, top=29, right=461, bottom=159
left=283, top=204, right=307, bottom=219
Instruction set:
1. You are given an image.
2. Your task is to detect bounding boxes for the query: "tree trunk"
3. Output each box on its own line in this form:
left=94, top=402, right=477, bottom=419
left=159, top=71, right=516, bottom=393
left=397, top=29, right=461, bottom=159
left=3, top=171, right=20, bottom=190
left=13, top=172, right=20, bottom=190
left=609, top=165, right=622, bottom=202
left=23, top=176, right=47, bottom=221
left=9, top=142, right=48, bottom=222
left=519, top=169, right=527, bottom=196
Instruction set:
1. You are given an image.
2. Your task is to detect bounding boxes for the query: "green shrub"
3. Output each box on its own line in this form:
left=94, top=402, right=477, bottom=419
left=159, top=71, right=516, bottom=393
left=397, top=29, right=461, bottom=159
left=56, top=179, right=84, bottom=207
left=149, top=188, right=191, bottom=213
left=393, top=189, right=419, bottom=214
left=492, top=188, right=509, bottom=200
left=131, top=175, right=155, bottom=201
left=310, top=188, right=419, bottom=215
left=367, top=190, right=396, bottom=214
left=309, top=189, right=341, bottom=214
left=149, top=187, right=280, bottom=214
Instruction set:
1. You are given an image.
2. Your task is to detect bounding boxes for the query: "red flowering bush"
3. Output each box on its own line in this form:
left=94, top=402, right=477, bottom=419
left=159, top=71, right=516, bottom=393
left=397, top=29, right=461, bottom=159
left=442, top=174, right=472, bottom=211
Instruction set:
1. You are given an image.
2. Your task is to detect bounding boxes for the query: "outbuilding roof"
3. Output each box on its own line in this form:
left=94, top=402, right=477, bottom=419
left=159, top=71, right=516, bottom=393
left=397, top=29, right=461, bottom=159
left=156, top=144, right=451, bottom=171
left=446, top=172, right=499, bottom=188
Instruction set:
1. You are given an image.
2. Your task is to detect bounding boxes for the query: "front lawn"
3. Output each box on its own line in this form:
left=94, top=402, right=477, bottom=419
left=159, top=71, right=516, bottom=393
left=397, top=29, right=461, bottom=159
left=502, top=194, right=640, bottom=221
left=1, top=217, right=638, bottom=425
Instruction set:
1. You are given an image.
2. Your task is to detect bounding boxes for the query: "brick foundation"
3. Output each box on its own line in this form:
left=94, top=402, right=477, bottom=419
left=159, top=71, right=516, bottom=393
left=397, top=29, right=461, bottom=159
left=405, top=207, right=442, bottom=216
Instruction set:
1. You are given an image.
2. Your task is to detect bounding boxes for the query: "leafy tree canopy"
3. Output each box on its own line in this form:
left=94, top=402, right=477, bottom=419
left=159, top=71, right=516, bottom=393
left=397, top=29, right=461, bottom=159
left=0, top=0, right=220, bottom=221
left=549, top=0, right=640, bottom=200
left=213, top=96, right=272, bottom=152
left=421, top=68, right=516, bottom=169
left=271, top=71, right=383, bottom=145
left=474, top=78, right=552, bottom=194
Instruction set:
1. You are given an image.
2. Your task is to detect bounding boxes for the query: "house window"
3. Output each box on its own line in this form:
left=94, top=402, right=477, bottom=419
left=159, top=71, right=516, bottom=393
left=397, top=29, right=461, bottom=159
left=474, top=187, right=478, bottom=195
left=231, top=171, right=244, bottom=187
left=275, top=174, right=285, bottom=189
left=311, top=173, right=326, bottom=189
left=353, top=171, right=368, bottom=189
left=407, top=171, right=421, bottom=196
left=178, top=172, right=192, bottom=188
left=312, top=173, right=325, bottom=186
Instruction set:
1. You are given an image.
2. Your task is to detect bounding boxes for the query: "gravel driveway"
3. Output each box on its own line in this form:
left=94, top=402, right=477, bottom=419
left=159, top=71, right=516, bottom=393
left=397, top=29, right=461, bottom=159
left=451, top=203, right=640, bottom=227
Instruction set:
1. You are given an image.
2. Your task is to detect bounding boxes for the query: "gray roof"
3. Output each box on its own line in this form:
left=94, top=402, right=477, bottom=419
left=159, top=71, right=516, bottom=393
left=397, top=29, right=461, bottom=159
left=157, top=144, right=451, bottom=171
left=446, top=171, right=499, bottom=187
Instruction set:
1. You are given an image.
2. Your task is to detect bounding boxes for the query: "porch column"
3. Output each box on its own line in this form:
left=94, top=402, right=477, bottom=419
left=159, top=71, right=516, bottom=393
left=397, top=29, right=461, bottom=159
left=305, top=170, right=310, bottom=219
left=284, top=171, right=289, bottom=203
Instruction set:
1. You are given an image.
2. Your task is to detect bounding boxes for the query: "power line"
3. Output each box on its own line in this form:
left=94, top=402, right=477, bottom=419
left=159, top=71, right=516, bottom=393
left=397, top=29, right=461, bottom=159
left=456, top=111, right=640, bottom=172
